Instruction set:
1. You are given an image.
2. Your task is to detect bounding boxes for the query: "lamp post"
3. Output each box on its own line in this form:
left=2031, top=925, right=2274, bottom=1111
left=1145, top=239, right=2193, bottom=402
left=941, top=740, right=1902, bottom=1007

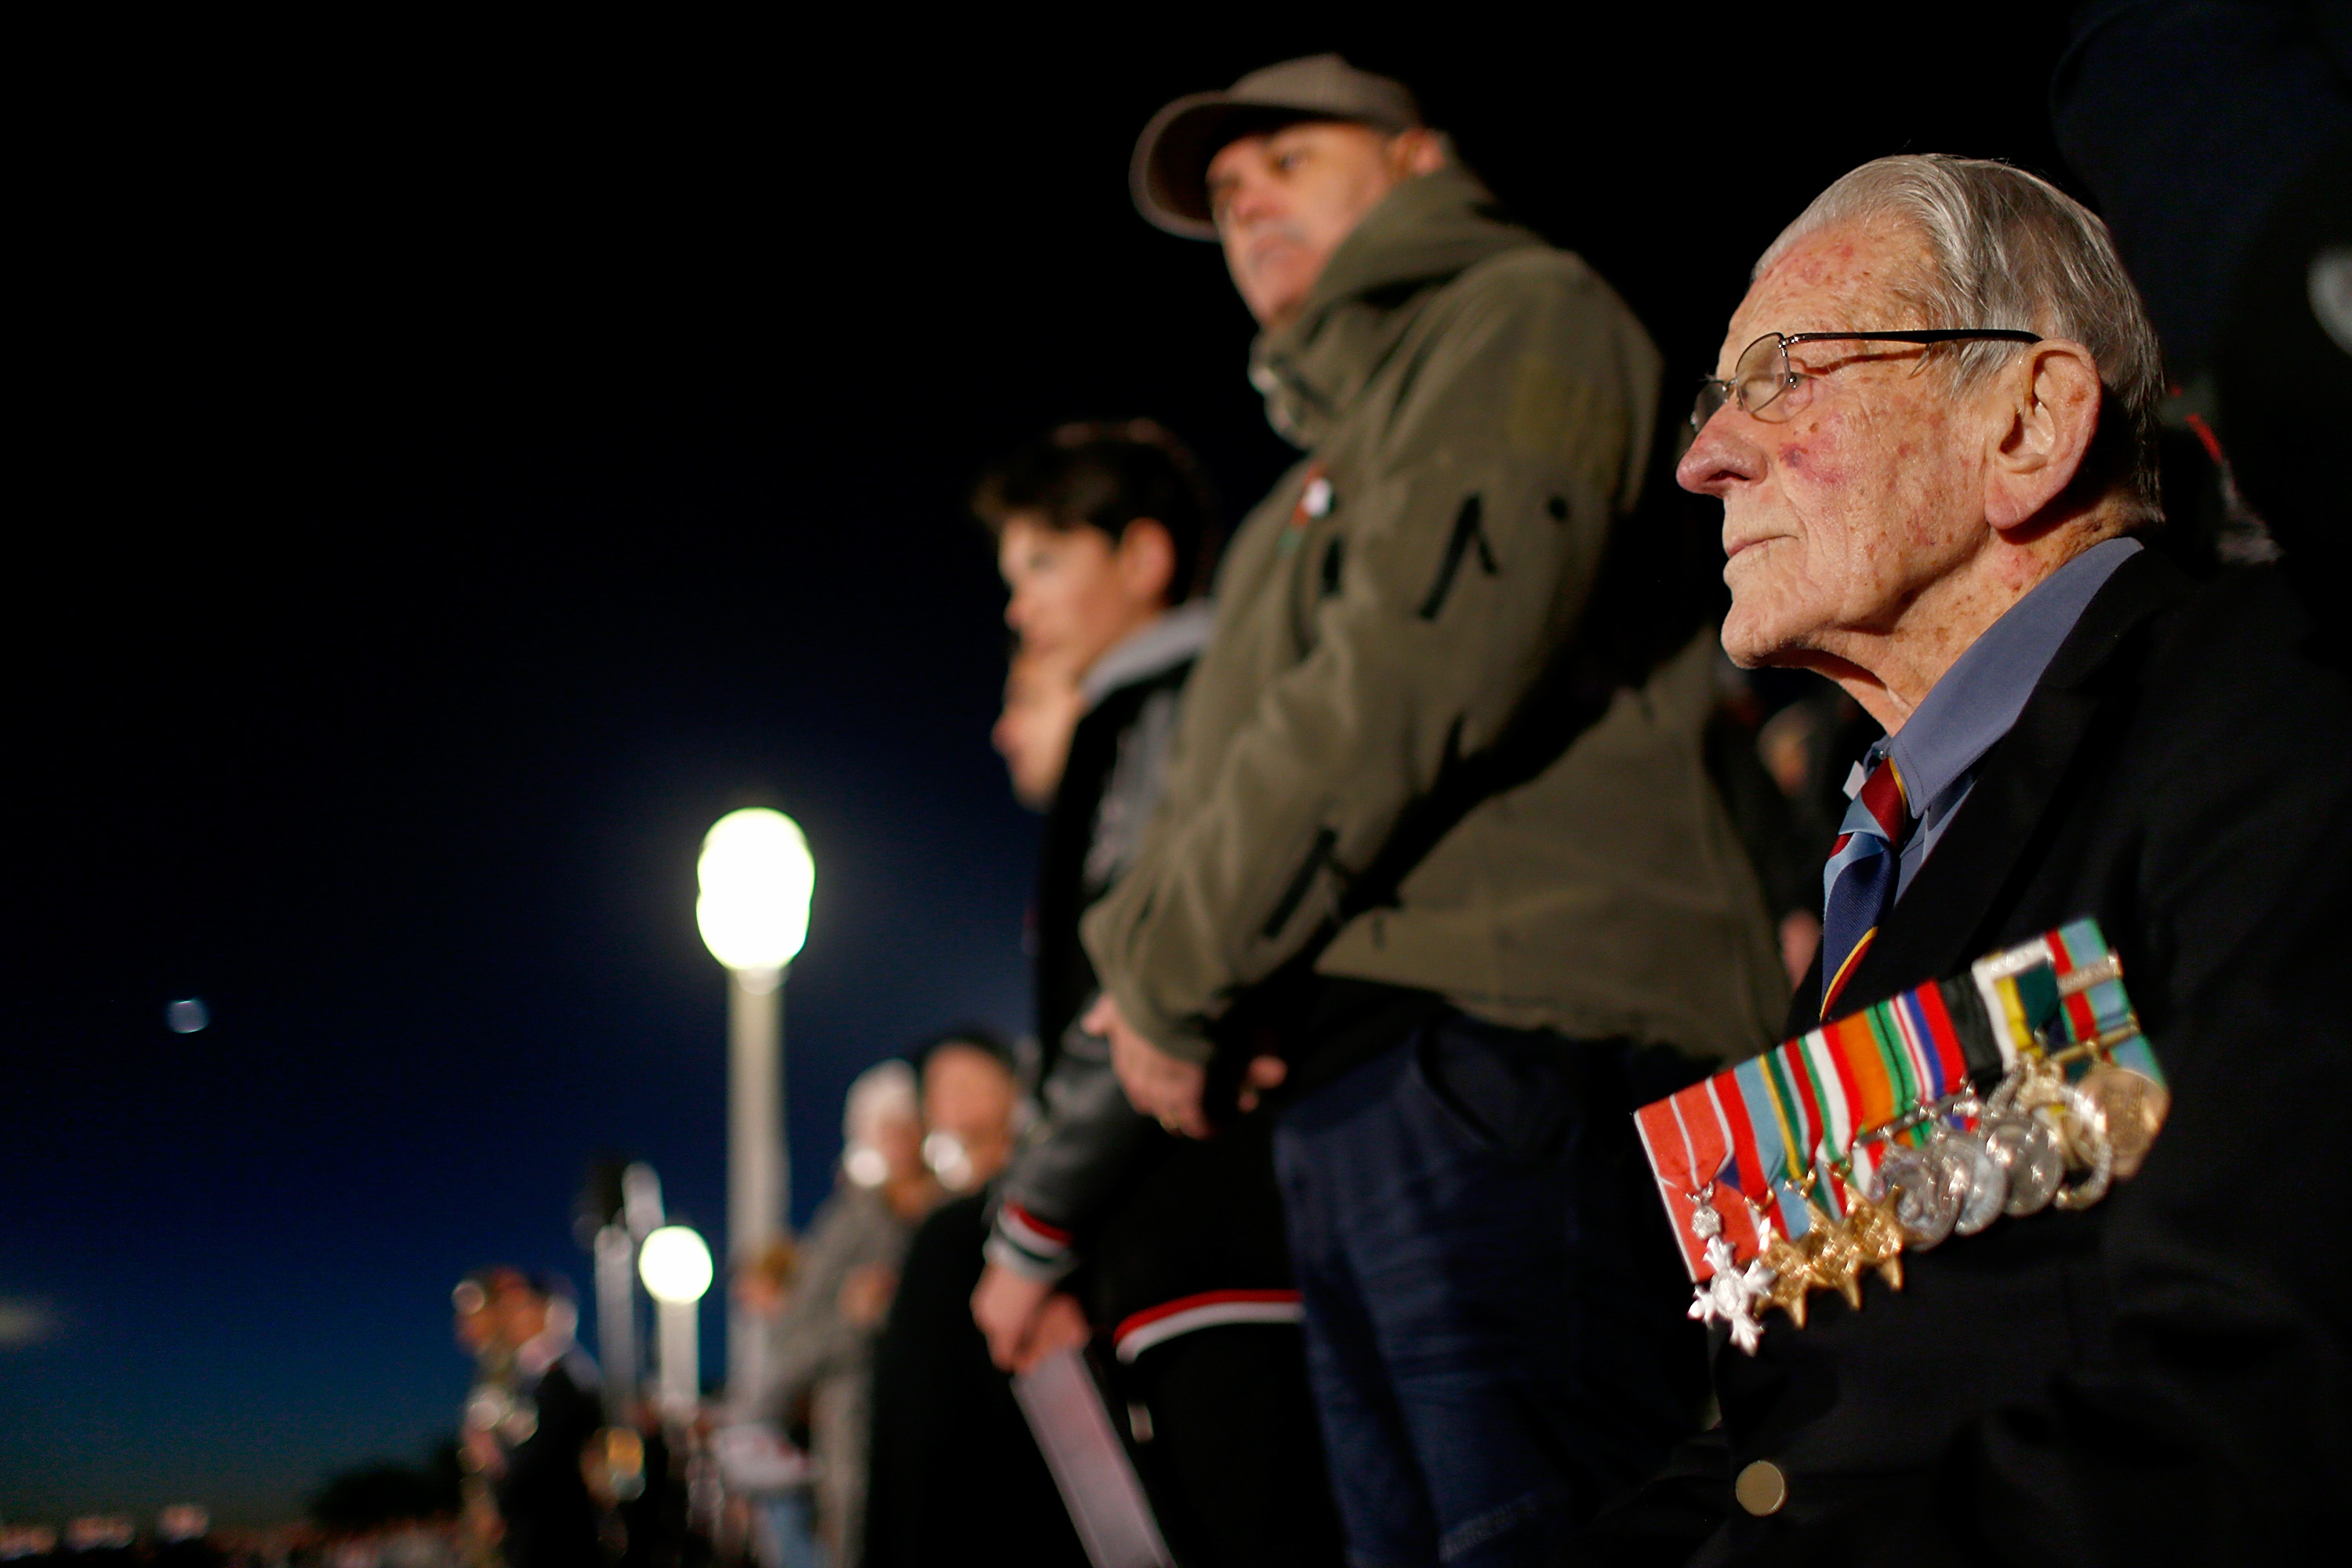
left=695, top=807, right=815, bottom=1405
left=593, top=1224, right=639, bottom=1411
left=590, top=1160, right=668, bottom=1413
left=638, top=1224, right=713, bottom=1415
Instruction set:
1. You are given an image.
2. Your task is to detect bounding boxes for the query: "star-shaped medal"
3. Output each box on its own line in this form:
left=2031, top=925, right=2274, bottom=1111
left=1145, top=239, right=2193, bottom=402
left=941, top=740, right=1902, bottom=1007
left=1844, top=1186, right=1907, bottom=1292
left=1801, top=1197, right=1864, bottom=1312
left=1757, top=1220, right=1819, bottom=1328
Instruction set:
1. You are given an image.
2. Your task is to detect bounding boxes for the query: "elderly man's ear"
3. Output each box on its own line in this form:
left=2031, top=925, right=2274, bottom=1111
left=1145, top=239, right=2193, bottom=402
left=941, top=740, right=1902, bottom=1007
left=1984, top=341, right=2107, bottom=535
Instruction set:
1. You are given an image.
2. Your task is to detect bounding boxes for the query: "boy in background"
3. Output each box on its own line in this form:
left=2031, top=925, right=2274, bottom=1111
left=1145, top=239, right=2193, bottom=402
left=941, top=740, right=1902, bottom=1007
left=971, top=421, right=1341, bottom=1567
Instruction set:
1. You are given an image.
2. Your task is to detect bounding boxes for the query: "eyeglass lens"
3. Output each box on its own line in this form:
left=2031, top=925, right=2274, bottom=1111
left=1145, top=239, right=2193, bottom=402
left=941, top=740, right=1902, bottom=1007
left=1691, top=380, right=1728, bottom=432
left=1737, top=334, right=1794, bottom=419
left=1690, top=335, right=1800, bottom=433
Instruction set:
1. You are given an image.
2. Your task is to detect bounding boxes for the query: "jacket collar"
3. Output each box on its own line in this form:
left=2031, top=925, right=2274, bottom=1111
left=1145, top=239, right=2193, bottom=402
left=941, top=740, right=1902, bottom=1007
left=1080, top=598, right=1214, bottom=710
left=1785, top=546, right=2192, bottom=1033
left=1247, top=162, right=1541, bottom=448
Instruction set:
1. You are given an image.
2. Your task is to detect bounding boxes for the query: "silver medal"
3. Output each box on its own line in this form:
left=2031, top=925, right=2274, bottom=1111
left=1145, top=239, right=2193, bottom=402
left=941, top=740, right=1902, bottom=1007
left=1944, top=1127, right=2007, bottom=1235
left=2046, top=1083, right=2114, bottom=1211
left=1684, top=1201, right=1771, bottom=1354
left=1871, top=1142, right=1967, bottom=1250
left=1987, top=1062, right=2114, bottom=1214
left=1985, top=1112, right=2064, bottom=1214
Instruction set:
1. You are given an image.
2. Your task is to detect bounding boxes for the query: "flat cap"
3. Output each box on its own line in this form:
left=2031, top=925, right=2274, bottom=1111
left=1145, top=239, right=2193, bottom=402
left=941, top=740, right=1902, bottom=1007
left=1131, top=54, right=1423, bottom=240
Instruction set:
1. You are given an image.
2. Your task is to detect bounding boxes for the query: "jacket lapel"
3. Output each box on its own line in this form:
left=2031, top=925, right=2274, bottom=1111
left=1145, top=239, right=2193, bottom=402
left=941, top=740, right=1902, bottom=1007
left=1784, top=549, right=2191, bottom=1035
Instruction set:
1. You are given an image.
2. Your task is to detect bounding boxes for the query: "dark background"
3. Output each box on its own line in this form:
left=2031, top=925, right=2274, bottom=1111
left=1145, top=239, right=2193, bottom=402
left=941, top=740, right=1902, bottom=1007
left=3, top=11, right=2073, bottom=1524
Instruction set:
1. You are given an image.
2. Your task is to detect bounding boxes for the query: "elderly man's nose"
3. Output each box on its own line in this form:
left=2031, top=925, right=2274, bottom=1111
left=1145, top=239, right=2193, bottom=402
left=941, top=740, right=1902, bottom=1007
left=1676, top=412, right=1760, bottom=496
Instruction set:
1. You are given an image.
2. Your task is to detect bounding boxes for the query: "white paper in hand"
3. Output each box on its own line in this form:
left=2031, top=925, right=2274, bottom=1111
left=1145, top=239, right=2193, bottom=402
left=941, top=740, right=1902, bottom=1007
left=1011, top=1348, right=1175, bottom=1568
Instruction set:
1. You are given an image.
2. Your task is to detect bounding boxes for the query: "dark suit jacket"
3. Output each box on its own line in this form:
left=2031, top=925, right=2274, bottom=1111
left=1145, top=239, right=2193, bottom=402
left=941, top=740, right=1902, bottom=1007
left=1595, top=553, right=2352, bottom=1566
left=496, top=1355, right=605, bottom=1568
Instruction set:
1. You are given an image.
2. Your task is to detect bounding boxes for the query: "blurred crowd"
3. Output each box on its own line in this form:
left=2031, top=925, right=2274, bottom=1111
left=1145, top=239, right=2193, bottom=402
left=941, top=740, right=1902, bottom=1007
left=17, top=5, right=2343, bottom=1566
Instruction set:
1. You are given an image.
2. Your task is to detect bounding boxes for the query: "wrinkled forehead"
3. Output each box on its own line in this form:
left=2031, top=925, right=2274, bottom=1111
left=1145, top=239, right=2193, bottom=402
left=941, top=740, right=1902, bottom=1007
left=1719, top=220, right=1933, bottom=371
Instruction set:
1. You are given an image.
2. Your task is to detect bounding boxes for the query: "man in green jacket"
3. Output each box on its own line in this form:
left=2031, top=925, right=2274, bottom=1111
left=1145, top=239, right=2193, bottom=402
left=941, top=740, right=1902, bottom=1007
left=1085, top=56, right=1788, bottom=1566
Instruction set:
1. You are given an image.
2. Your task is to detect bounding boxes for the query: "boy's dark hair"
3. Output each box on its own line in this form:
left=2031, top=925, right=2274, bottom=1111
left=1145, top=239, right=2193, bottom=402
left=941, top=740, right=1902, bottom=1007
left=973, top=419, right=1221, bottom=601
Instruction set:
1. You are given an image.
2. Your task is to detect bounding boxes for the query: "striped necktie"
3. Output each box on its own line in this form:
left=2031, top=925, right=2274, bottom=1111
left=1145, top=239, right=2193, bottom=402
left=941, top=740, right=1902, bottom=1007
left=1819, top=750, right=1913, bottom=1017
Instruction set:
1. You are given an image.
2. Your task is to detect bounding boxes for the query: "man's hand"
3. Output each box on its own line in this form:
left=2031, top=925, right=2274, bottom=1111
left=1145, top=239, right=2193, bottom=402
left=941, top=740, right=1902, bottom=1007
left=1087, top=993, right=1213, bottom=1137
left=1085, top=993, right=1288, bottom=1138
left=972, top=1261, right=1091, bottom=1374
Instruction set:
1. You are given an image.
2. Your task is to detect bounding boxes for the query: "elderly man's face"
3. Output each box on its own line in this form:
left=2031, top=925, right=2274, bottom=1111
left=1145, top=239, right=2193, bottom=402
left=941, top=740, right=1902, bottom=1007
left=1679, top=222, right=1994, bottom=673
left=1207, top=122, right=1437, bottom=329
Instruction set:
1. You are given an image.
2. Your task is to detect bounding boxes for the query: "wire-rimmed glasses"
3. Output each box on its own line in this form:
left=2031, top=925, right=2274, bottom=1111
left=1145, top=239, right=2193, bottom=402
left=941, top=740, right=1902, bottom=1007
left=1691, top=329, right=2043, bottom=434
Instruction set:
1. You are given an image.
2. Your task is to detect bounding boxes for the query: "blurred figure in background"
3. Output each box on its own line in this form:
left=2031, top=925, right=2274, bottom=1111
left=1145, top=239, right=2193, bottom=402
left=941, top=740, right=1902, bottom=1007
left=865, top=1032, right=1087, bottom=1568
left=759, top=1060, right=935, bottom=1568
left=1711, top=669, right=1885, bottom=988
left=726, top=1240, right=813, bottom=1568
left=993, top=646, right=1086, bottom=814
left=604, top=1390, right=687, bottom=1568
left=451, top=1270, right=515, bottom=1567
left=970, top=422, right=1342, bottom=1565
left=478, top=1272, right=604, bottom=1568
left=915, top=1029, right=1022, bottom=1195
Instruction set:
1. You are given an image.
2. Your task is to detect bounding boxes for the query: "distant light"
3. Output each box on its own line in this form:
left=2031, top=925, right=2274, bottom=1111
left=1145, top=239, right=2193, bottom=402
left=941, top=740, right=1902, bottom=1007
left=844, top=1143, right=890, bottom=1188
left=66, top=1519, right=136, bottom=1552
left=695, top=809, right=815, bottom=976
left=158, top=1506, right=210, bottom=1544
left=924, top=1131, right=975, bottom=1192
left=165, top=998, right=209, bottom=1033
left=0, top=1298, right=57, bottom=1347
left=637, top=1225, right=714, bottom=1305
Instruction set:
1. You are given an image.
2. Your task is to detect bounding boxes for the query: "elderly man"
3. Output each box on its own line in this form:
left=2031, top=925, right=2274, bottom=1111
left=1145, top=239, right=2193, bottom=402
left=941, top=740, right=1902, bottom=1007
left=1631, top=154, right=2352, bottom=1563
left=1086, top=54, right=1786, bottom=1567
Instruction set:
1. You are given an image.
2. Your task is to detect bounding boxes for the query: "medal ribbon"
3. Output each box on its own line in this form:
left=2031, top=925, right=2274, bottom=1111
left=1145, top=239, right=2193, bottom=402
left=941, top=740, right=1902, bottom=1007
left=1722, top=1061, right=1806, bottom=1238
left=1633, top=1094, right=1712, bottom=1281
left=1686, top=1081, right=1763, bottom=1261
left=1798, top=1025, right=1860, bottom=1216
left=2049, top=920, right=2165, bottom=1087
left=1632, top=918, right=2149, bottom=1255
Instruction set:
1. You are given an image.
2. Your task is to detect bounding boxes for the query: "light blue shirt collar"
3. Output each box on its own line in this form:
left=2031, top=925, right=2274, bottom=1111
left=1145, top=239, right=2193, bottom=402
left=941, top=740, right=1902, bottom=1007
left=1861, top=536, right=2141, bottom=897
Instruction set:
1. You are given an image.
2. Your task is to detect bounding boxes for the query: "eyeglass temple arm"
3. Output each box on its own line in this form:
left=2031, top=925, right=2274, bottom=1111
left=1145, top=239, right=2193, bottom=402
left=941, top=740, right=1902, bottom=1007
left=1778, top=329, right=2043, bottom=347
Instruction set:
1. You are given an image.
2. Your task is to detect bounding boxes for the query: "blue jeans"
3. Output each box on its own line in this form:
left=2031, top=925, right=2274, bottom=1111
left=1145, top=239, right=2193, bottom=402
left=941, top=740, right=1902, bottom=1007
left=754, top=1490, right=826, bottom=1568
left=1273, top=1014, right=1706, bottom=1568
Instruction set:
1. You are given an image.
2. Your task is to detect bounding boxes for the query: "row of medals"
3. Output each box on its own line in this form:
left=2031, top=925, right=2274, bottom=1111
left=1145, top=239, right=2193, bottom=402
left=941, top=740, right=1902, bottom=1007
left=1691, top=1043, right=2169, bottom=1353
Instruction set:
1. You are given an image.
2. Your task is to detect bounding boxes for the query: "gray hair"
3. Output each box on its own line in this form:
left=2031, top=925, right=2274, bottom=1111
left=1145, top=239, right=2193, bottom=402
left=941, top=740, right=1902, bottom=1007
left=1756, top=154, right=2164, bottom=526
left=844, top=1058, right=919, bottom=1144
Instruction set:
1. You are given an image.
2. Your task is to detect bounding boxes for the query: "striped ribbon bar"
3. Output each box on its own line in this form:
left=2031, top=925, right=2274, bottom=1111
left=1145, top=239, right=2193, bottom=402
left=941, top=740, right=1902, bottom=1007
left=1969, top=917, right=2164, bottom=1088
left=1641, top=916, right=2151, bottom=1282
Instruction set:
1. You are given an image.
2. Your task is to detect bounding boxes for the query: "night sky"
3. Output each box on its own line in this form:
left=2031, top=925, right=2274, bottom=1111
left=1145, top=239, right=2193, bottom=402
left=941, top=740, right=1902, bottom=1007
left=5, top=14, right=2072, bottom=1524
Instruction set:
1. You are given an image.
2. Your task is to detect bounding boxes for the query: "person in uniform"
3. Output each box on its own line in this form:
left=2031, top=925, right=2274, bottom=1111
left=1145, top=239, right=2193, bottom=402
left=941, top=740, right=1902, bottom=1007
left=1608, top=151, right=2352, bottom=1563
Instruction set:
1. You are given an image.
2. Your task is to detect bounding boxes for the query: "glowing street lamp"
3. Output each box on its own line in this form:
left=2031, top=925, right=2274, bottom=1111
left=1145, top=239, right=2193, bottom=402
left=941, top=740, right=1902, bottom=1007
left=638, top=1224, right=713, bottom=1414
left=696, top=808, right=815, bottom=975
left=695, top=807, right=815, bottom=1403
